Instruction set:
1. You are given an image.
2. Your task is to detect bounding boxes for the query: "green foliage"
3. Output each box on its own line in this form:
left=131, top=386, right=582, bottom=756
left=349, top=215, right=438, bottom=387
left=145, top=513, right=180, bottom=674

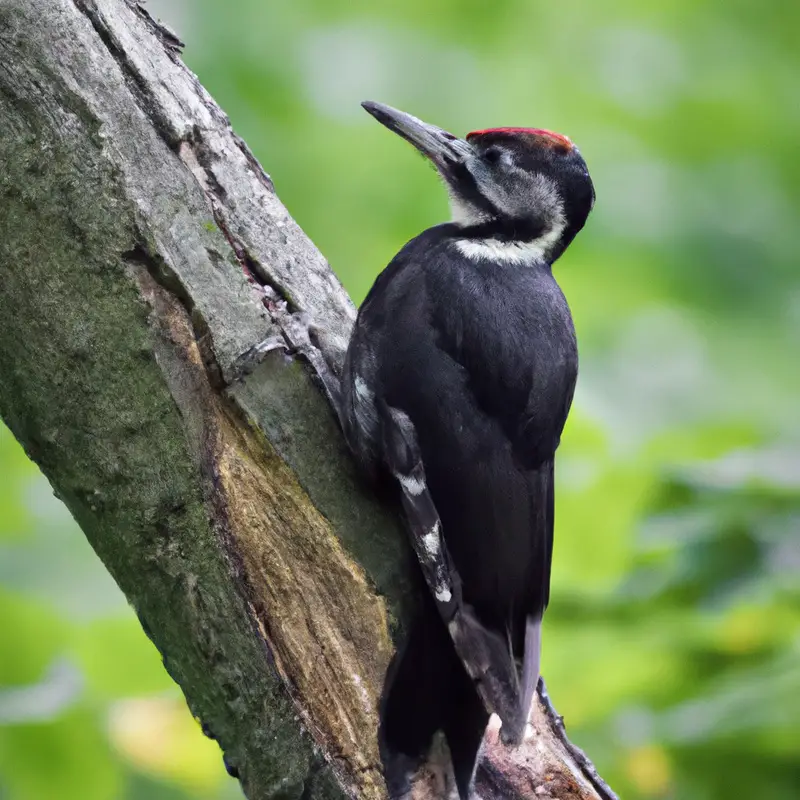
left=1, top=0, right=798, bottom=798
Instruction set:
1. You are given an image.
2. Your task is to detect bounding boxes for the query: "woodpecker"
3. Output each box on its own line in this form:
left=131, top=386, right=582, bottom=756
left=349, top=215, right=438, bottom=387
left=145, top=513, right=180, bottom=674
left=338, top=102, right=595, bottom=799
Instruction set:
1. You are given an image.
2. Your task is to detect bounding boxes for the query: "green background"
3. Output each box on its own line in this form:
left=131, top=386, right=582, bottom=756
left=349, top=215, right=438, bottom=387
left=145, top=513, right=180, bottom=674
left=1, top=0, right=798, bottom=797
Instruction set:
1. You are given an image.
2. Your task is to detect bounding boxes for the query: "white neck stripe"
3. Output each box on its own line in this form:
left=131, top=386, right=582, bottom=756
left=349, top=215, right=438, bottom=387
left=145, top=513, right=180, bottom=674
left=453, top=220, right=566, bottom=265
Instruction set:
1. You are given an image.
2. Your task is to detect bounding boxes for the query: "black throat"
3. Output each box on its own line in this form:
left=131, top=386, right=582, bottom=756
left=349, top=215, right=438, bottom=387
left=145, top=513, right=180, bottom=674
left=456, top=216, right=550, bottom=243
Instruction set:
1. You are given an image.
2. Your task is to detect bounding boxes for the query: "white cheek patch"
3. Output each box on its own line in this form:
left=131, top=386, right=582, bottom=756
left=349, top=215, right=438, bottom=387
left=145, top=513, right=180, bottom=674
left=448, top=193, right=489, bottom=227
left=528, top=172, right=565, bottom=219
left=452, top=171, right=567, bottom=265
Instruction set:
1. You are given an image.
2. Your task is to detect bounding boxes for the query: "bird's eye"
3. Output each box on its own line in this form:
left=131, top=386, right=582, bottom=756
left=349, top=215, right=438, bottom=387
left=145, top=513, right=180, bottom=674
left=483, top=148, right=503, bottom=165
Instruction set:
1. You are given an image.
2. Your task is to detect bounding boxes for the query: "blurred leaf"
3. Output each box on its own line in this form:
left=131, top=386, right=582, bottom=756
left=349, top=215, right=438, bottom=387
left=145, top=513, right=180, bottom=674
left=108, top=697, right=227, bottom=795
left=0, top=709, right=122, bottom=800
left=0, top=590, right=69, bottom=686
left=0, top=424, right=37, bottom=542
left=73, top=617, right=175, bottom=699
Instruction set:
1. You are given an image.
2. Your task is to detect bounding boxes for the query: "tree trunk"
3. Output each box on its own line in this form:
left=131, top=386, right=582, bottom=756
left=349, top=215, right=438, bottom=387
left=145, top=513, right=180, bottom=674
left=0, top=2, right=617, bottom=799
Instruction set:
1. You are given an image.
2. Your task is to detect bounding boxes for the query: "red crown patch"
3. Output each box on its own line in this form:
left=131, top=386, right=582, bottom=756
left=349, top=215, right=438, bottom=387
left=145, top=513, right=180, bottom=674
left=466, top=127, right=573, bottom=150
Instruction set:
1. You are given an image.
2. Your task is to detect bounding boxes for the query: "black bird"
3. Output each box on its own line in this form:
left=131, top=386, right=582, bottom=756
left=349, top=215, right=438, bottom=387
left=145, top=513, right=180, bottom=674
left=339, top=102, right=595, bottom=799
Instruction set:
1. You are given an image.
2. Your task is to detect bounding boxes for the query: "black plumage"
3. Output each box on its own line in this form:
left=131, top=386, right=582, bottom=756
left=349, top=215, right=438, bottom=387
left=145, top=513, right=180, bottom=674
left=339, top=102, right=595, bottom=799
left=349, top=224, right=575, bottom=633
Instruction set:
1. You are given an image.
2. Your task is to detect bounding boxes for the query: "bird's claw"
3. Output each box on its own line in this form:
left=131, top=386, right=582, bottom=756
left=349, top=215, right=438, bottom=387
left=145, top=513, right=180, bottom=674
left=232, top=333, right=292, bottom=379
left=260, top=309, right=344, bottom=423
left=233, top=310, right=331, bottom=377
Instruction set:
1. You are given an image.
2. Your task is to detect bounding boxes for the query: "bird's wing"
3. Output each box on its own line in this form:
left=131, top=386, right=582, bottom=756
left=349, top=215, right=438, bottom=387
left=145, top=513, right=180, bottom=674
left=345, top=238, right=575, bottom=747
left=377, top=398, right=528, bottom=751
left=375, top=282, right=574, bottom=745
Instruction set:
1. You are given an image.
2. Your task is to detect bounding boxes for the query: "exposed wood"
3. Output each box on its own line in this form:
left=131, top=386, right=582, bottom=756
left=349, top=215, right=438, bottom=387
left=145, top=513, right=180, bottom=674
left=0, top=1, right=618, bottom=798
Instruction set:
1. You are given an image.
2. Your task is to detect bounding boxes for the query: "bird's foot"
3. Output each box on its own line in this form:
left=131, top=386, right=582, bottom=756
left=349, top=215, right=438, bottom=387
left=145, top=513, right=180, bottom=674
left=232, top=332, right=292, bottom=379
left=276, top=308, right=343, bottom=417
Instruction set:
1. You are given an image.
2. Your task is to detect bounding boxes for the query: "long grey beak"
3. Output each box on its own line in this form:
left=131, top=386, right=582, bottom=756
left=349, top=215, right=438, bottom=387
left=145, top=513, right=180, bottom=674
left=361, top=101, right=472, bottom=173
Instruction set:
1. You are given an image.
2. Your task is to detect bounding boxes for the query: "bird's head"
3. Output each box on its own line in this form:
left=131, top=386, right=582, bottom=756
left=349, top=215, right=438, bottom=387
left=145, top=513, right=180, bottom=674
left=362, top=101, right=595, bottom=264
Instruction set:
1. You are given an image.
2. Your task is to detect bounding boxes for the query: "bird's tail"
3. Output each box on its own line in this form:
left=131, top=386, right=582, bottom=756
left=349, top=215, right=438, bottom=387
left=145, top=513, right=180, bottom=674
left=379, top=597, right=490, bottom=800
left=518, top=615, right=542, bottom=739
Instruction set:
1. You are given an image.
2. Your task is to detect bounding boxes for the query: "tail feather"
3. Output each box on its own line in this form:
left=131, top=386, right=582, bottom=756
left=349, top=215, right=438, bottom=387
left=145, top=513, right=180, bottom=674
left=380, top=598, right=490, bottom=800
left=449, top=606, right=526, bottom=739
left=520, top=615, right=542, bottom=730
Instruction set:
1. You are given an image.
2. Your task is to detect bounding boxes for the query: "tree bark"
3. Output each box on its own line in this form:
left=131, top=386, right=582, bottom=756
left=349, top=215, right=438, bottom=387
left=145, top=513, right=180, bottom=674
left=0, top=2, right=617, bottom=799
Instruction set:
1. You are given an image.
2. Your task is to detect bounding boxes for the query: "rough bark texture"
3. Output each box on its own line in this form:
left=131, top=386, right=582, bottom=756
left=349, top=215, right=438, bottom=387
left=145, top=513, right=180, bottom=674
left=0, top=2, right=617, bottom=799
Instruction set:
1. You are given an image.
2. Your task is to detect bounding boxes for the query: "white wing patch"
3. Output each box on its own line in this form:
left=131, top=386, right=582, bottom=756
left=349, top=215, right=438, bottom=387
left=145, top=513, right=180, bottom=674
left=395, top=472, right=426, bottom=496
left=351, top=373, right=378, bottom=437
left=422, top=521, right=441, bottom=556
left=353, top=375, right=374, bottom=402
left=434, top=585, right=453, bottom=603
